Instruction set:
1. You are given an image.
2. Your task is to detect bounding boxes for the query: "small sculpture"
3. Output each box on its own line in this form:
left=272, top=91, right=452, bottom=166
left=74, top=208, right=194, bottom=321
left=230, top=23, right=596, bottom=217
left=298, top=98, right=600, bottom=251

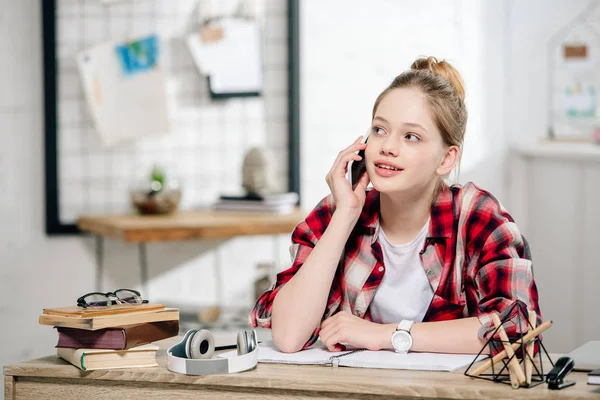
left=242, top=147, right=277, bottom=196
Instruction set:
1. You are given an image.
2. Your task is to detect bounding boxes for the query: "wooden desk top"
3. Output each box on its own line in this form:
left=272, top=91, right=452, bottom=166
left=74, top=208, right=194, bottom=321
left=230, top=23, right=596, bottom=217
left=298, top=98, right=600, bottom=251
left=4, top=338, right=599, bottom=399
left=77, top=209, right=306, bottom=243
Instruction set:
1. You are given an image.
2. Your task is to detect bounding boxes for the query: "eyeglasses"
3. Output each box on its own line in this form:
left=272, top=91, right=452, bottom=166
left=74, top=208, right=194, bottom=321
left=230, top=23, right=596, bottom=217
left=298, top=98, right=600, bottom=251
left=77, top=289, right=149, bottom=308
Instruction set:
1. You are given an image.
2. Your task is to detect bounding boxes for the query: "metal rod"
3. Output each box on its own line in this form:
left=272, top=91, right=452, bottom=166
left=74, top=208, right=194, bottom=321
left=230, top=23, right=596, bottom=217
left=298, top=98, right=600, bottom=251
left=139, top=243, right=149, bottom=297
left=214, top=243, right=224, bottom=308
left=95, top=235, right=104, bottom=291
left=271, top=235, right=279, bottom=280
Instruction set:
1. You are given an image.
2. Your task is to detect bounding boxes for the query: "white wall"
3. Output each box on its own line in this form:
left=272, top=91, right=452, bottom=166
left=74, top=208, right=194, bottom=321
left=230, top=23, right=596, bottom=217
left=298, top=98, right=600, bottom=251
left=506, top=0, right=595, bottom=148
left=299, top=0, right=509, bottom=211
left=510, top=151, right=600, bottom=353
left=504, top=0, right=595, bottom=228
left=0, top=0, right=291, bottom=380
left=505, top=0, right=600, bottom=353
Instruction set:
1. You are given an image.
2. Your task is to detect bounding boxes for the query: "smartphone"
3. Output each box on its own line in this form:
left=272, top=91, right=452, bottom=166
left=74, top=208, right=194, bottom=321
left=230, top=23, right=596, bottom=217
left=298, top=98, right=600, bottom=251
left=347, top=130, right=370, bottom=187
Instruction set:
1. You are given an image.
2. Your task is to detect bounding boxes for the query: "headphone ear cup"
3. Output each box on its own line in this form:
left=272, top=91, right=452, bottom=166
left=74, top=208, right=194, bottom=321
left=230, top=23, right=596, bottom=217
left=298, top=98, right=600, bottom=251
left=189, top=329, right=215, bottom=359
left=248, top=330, right=258, bottom=352
left=236, top=331, right=249, bottom=356
left=237, top=330, right=258, bottom=355
left=184, top=329, right=198, bottom=359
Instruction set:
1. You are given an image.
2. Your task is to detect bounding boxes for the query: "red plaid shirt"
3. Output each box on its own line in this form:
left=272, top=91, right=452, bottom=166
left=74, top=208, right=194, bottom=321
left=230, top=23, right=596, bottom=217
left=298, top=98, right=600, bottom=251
left=249, top=182, right=542, bottom=350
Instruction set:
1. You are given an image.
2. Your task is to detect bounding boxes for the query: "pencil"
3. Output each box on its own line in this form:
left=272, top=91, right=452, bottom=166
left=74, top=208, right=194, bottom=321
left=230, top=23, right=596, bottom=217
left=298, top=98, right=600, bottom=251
left=525, top=311, right=537, bottom=385
left=492, top=314, right=525, bottom=388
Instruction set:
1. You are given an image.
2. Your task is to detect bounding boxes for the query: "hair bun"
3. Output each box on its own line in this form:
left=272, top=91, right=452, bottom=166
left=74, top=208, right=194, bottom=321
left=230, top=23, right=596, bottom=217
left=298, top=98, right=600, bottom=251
left=411, top=56, right=465, bottom=101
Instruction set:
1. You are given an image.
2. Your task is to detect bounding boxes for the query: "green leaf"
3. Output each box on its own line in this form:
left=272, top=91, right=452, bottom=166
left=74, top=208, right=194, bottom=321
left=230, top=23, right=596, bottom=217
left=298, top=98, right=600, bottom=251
left=150, top=164, right=165, bottom=185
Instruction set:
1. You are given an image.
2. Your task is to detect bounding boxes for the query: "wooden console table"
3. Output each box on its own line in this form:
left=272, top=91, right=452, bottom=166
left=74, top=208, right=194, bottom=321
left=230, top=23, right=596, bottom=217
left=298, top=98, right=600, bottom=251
left=77, top=209, right=306, bottom=294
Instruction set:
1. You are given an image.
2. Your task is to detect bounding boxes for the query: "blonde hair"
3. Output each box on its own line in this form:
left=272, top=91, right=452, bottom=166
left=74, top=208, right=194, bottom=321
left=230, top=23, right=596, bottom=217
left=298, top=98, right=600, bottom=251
left=372, top=56, right=468, bottom=189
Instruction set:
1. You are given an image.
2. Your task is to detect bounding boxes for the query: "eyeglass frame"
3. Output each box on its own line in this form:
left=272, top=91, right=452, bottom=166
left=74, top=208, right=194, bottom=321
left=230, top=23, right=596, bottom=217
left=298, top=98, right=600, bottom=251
left=76, top=288, right=149, bottom=308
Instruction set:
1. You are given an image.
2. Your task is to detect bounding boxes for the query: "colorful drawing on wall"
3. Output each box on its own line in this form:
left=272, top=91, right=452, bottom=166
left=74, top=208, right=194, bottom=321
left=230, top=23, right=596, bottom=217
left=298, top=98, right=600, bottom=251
left=564, top=80, right=596, bottom=118
left=76, top=34, right=169, bottom=147
left=115, top=35, right=159, bottom=77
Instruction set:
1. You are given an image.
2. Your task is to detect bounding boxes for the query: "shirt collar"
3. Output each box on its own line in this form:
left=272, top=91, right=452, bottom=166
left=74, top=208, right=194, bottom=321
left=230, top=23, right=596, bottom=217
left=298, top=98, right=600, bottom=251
left=357, top=183, right=454, bottom=241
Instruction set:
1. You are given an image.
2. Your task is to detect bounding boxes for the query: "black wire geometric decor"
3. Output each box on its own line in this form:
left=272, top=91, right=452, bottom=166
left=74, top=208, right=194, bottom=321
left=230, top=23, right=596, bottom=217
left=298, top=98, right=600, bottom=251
left=464, top=302, right=554, bottom=389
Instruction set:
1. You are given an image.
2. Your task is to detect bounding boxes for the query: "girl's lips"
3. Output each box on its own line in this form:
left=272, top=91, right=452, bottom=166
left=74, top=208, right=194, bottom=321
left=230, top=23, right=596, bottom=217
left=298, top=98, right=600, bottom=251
left=374, top=163, right=404, bottom=178
left=374, top=160, right=402, bottom=170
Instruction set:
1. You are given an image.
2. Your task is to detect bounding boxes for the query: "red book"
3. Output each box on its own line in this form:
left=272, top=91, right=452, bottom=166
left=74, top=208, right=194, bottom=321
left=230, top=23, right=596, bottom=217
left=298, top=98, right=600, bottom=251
left=55, top=320, right=179, bottom=350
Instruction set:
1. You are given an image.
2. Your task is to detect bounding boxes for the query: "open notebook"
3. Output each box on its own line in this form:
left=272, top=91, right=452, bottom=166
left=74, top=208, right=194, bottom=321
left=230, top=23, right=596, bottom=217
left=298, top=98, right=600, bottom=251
left=219, top=340, right=487, bottom=372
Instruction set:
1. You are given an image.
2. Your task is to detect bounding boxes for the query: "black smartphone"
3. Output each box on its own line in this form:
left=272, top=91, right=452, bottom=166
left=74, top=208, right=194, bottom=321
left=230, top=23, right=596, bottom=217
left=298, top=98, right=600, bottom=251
left=347, top=131, right=370, bottom=187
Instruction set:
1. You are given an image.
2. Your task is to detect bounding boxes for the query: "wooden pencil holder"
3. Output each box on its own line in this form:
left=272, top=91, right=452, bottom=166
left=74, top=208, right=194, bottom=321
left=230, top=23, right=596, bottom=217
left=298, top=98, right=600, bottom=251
left=464, top=302, right=554, bottom=389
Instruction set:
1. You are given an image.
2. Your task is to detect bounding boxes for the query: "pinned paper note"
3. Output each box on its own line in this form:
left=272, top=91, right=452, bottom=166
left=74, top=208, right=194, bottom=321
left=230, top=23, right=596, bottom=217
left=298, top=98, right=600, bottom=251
left=200, top=25, right=224, bottom=43
left=76, top=34, right=170, bottom=147
left=186, top=18, right=262, bottom=98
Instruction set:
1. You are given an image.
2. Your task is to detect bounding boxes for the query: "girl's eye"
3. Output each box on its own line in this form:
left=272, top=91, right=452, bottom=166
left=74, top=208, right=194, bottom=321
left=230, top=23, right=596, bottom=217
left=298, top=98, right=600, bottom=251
left=372, top=127, right=385, bottom=135
left=406, top=133, right=420, bottom=141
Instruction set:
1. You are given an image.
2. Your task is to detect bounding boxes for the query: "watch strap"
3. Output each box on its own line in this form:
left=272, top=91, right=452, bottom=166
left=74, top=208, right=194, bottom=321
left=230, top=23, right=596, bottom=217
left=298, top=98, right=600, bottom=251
left=396, top=320, right=414, bottom=333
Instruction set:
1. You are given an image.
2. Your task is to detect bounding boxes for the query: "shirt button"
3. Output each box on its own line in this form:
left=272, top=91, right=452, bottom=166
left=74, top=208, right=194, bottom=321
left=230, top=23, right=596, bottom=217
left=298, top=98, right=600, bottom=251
left=378, top=266, right=384, bottom=272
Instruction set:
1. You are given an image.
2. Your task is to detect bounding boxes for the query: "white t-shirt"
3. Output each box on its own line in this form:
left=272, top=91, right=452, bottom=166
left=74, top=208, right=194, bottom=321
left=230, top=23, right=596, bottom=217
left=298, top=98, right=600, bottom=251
left=368, top=219, right=434, bottom=324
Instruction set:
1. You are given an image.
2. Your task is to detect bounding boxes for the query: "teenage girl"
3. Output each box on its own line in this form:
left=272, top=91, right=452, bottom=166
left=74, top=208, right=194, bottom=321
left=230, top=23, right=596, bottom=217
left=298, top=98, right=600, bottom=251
left=250, top=56, right=541, bottom=355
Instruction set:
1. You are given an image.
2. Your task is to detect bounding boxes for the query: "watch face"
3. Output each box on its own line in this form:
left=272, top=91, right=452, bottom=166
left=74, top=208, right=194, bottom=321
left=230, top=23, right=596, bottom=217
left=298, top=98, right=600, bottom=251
left=392, top=331, right=412, bottom=353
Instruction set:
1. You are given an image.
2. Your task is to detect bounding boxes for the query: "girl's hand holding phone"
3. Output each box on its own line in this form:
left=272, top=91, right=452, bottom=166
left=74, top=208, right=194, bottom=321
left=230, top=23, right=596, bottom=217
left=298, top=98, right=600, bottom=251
left=325, top=136, right=370, bottom=218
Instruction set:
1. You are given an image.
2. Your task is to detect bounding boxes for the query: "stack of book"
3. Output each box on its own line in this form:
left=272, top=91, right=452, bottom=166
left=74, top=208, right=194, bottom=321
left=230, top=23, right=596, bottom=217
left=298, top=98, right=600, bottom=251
left=214, top=192, right=299, bottom=214
left=589, top=368, right=600, bottom=385
left=39, top=303, right=179, bottom=371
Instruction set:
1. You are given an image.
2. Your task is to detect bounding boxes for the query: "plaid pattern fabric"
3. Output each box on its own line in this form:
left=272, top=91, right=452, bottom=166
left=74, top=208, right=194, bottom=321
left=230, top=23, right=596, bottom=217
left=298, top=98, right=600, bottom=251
left=249, top=182, right=542, bottom=351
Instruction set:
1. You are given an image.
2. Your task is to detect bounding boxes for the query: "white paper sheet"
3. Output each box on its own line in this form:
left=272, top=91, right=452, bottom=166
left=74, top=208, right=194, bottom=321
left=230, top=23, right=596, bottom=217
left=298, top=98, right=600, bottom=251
left=219, top=340, right=487, bottom=372
left=76, top=34, right=170, bottom=147
left=340, top=348, right=487, bottom=372
left=186, top=18, right=262, bottom=95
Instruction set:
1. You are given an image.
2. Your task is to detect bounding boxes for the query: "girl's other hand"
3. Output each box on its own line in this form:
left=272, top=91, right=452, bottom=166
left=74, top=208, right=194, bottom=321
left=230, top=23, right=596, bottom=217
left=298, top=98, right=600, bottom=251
left=325, top=137, right=370, bottom=218
left=319, top=311, right=391, bottom=352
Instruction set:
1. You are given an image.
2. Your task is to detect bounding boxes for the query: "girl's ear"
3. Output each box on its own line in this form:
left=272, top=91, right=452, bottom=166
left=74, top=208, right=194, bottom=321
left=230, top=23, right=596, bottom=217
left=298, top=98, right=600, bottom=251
left=436, top=145, right=459, bottom=176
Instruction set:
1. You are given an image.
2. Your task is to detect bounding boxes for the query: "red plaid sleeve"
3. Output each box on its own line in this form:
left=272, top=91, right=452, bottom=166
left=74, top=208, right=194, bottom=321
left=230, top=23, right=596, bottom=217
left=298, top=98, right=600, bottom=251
left=465, top=190, right=542, bottom=346
left=248, top=194, right=335, bottom=348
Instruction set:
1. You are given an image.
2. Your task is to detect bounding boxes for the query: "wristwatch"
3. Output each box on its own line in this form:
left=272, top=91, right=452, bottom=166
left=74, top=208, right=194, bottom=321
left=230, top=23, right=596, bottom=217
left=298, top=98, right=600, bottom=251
left=391, top=320, right=415, bottom=354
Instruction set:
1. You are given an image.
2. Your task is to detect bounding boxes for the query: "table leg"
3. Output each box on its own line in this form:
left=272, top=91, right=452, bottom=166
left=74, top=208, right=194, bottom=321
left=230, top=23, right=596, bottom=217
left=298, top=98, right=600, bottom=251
left=138, top=243, right=149, bottom=297
left=214, top=243, right=223, bottom=308
left=4, top=375, right=15, bottom=400
left=95, top=235, right=104, bottom=291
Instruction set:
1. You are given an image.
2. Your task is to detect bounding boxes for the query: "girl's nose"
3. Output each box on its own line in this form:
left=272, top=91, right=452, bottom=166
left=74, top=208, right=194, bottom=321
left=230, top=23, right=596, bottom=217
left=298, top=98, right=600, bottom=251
left=380, top=135, right=400, bottom=157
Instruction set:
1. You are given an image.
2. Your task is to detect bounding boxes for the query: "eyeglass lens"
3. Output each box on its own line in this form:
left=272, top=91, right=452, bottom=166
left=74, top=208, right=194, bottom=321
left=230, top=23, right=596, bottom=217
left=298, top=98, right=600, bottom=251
left=82, top=293, right=112, bottom=307
left=81, top=289, right=143, bottom=307
left=114, top=289, right=143, bottom=304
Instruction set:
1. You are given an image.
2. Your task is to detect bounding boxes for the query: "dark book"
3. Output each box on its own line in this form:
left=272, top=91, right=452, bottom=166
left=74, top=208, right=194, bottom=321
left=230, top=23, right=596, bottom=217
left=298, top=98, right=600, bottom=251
left=219, top=193, right=264, bottom=201
left=219, top=192, right=299, bottom=205
left=55, top=320, right=179, bottom=350
left=589, top=368, right=600, bottom=385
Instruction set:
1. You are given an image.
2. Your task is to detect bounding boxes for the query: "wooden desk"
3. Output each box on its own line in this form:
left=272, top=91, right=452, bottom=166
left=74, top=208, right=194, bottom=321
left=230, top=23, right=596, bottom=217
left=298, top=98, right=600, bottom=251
left=77, top=209, right=306, bottom=243
left=77, top=209, right=305, bottom=293
left=5, top=340, right=599, bottom=399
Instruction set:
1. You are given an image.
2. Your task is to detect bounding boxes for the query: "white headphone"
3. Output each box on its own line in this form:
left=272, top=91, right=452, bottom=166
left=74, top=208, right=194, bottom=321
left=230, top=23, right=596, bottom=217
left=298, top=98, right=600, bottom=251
left=167, top=329, right=258, bottom=375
